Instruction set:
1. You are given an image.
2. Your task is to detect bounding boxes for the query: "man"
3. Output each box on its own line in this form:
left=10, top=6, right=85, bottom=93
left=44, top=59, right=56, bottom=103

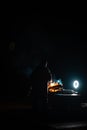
left=30, top=59, right=52, bottom=122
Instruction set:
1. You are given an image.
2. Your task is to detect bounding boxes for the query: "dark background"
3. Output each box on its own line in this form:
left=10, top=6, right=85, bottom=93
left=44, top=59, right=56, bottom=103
left=1, top=8, right=87, bottom=100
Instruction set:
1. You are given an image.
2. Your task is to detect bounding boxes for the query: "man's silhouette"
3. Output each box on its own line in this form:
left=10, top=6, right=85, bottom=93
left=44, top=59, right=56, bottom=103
left=30, top=59, right=52, bottom=122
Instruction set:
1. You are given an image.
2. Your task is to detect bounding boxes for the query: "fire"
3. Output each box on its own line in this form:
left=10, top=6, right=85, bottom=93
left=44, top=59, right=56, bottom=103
left=48, top=82, right=58, bottom=88
left=47, top=80, right=63, bottom=93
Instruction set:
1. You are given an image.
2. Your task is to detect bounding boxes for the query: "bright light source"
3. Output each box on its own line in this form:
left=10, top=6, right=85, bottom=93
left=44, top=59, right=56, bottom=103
left=73, top=80, right=79, bottom=89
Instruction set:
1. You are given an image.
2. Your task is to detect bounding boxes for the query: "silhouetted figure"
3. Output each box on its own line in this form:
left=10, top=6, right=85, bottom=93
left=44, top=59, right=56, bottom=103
left=30, top=59, right=52, bottom=122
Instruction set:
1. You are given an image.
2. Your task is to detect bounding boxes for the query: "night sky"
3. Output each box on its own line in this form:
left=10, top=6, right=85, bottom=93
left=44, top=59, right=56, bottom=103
left=1, top=9, right=87, bottom=98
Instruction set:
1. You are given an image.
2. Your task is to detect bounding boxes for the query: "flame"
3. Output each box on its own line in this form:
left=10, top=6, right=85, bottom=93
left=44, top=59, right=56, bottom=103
left=47, top=80, right=63, bottom=93
left=48, top=82, right=58, bottom=88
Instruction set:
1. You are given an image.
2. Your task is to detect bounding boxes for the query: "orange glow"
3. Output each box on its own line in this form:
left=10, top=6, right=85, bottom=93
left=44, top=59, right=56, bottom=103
left=48, top=82, right=58, bottom=88
left=47, top=80, right=63, bottom=93
left=48, top=87, right=63, bottom=92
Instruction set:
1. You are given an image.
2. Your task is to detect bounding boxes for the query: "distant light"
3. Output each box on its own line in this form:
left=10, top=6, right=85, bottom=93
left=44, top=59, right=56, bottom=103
left=73, top=80, right=79, bottom=89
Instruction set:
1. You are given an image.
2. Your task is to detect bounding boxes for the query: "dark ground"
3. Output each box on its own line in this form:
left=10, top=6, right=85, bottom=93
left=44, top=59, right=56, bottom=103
left=0, top=95, right=87, bottom=129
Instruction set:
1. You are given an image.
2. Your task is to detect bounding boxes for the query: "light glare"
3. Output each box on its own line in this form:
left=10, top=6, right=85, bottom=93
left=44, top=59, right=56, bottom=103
left=73, top=80, right=79, bottom=89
